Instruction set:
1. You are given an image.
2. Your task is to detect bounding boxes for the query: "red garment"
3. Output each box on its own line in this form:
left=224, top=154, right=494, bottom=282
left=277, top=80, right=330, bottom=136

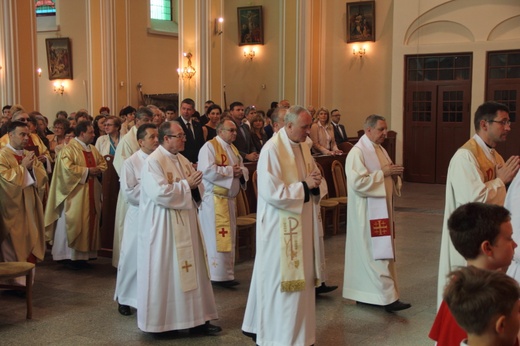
left=429, top=300, right=467, bottom=346
left=82, top=150, right=97, bottom=249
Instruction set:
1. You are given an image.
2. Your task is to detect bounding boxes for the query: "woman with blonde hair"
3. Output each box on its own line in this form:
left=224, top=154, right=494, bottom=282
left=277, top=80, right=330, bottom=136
left=95, top=115, right=122, bottom=156
left=250, top=114, right=268, bottom=152
left=309, top=107, right=342, bottom=156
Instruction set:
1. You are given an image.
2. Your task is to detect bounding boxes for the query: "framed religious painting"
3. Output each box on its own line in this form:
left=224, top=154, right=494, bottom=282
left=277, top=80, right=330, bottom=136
left=237, top=6, right=264, bottom=46
left=46, top=37, right=73, bottom=80
left=346, top=1, right=375, bottom=43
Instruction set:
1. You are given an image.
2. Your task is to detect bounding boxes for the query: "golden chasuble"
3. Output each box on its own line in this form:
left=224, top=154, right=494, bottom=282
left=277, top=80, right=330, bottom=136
left=272, top=131, right=316, bottom=292
left=44, top=139, right=107, bottom=252
left=461, top=138, right=504, bottom=182
left=0, top=147, right=47, bottom=262
left=208, top=137, right=240, bottom=253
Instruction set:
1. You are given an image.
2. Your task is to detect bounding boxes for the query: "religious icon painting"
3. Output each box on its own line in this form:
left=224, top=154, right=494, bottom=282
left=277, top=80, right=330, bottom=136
left=237, top=6, right=264, bottom=46
left=346, top=1, right=376, bottom=43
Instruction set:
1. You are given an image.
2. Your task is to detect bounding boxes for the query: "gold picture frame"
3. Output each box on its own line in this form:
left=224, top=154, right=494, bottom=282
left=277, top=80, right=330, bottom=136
left=237, top=6, right=264, bottom=46
left=46, top=37, right=73, bottom=80
left=346, top=1, right=375, bottom=43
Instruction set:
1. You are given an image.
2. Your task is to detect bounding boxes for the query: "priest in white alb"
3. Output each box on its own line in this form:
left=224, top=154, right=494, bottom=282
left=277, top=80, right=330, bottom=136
left=437, top=101, right=519, bottom=306
left=198, top=117, right=248, bottom=287
left=113, top=123, right=158, bottom=316
left=242, top=106, right=324, bottom=346
left=137, top=121, right=221, bottom=335
left=342, top=114, right=411, bottom=313
left=112, top=107, right=152, bottom=267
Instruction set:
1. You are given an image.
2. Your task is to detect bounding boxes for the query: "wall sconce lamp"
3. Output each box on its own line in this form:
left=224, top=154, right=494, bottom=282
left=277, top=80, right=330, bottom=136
left=243, top=47, right=256, bottom=61
left=353, top=45, right=367, bottom=58
left=53, top=82, right=65, bottom=95
left=37, top=68, right=42, bottom=77
left=177, top=52, right=196, bottom=80
left=214, top=17, right=223, bottom=35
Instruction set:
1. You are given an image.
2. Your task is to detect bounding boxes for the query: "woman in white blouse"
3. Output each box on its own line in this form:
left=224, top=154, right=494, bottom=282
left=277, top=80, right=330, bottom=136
left=309, top=107, right=343, bottom=156
left=95, top=115, right=121, bottom=156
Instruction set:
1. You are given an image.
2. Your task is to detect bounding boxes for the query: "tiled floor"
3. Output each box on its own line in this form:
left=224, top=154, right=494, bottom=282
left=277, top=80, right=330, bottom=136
left=0, top=182, right=445, bottom=345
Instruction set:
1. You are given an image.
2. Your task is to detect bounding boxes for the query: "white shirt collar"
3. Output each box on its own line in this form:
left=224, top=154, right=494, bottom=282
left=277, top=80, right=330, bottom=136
left=74, top=137, right=90, bottom=150
left=6, top=143, right=23, bottom=156
left=473, top=134, right=496, bottom=162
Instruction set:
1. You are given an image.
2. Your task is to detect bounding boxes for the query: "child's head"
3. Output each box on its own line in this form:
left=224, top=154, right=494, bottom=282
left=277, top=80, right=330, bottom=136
left=444, top=266, right=520, bottom=345
left=448, top=202, right=515, bottom=268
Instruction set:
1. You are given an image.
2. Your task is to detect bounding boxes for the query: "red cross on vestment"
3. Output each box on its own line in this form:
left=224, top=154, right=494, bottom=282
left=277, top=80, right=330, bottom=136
left=219, top=228, right=229, bottom=237
left=370, top=218, right=391, bottom=237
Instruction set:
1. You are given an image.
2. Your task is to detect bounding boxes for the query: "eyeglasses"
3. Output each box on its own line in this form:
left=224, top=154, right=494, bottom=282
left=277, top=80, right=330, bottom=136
left=222, top=128, right=237, bottom=133
left=488, top=119, right=512, bottom=126
left=167, top=133, right=186, bottom=139
left=104, top=123, right=115, bottom=126
left=17, top=118, right=29, bottom=122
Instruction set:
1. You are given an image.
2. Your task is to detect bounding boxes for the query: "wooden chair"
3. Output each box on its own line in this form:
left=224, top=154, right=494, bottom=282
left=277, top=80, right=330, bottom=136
left=338, top=141, right=354, bottom=155
left=0, top=262, right=35, bottom=319
left=236, top=186, right=256, bottom=220
left=315, top=162, right=339, bottom=236
left=329, top=160, right=348, bottom=230
left=357, top=129, right=365, bottom=138
left=236, top=188, right=256, bottom=261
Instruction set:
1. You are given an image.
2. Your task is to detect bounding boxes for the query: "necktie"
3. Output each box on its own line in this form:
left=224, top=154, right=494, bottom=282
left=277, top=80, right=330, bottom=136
left=336, top=124, right=344, bottom=140
left=187, top=122, right=194, bottom=139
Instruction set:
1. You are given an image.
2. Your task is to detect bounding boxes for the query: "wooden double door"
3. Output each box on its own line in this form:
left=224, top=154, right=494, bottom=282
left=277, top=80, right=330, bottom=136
left=403, top=82, right=471, bottom=184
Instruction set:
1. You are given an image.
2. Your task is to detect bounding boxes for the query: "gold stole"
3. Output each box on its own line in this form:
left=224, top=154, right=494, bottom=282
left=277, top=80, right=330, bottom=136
left=167, top=153, right=201, bottom=292
left=460, top=138, right=504, bottom=182
left=273, top=132, right=315, bottom=292
left=209, top=138, right=240, bottom=253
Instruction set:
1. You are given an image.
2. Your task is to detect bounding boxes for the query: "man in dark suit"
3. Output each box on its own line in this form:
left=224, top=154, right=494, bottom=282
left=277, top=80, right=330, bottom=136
left=331, top=109, right=348, bottom=144
left=177, top=98, right=205, bottom=164
left=229, top=101, right=258, bottom=162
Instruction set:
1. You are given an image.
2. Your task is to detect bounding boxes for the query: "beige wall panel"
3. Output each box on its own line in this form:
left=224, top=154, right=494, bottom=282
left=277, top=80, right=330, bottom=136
left=221, top=0, right=280, bottom=111
left=128, top=0, right=178, bottom=107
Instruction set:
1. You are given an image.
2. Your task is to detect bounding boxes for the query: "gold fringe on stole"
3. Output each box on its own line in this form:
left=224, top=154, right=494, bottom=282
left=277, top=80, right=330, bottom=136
left=281, top=280, right=306, bottom=292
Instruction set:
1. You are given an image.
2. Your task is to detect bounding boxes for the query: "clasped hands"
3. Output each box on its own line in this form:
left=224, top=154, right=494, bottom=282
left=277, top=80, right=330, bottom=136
left=304, top=170, right=322, bottom=189
left=232, top=164, right=243, bottom=178
left=88, top=167, right=103, bottom=177
left=20, top=151, right=35, bottom=170
left=382, top=164, right=404, bottom=178
left=186, top=170, right=203, bottom=189
left=497, top=155, right=520, bottom=185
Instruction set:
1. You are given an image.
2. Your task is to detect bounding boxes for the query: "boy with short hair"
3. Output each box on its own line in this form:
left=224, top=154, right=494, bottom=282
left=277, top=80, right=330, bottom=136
left=429, top=202, right=517, bottom=345
left=444, top=266, right=520, bottom=346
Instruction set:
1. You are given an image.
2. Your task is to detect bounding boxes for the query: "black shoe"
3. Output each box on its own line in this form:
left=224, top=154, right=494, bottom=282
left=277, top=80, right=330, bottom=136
left=315, top=283, right=338, bottom=295
left=64, top=261, right=83, bottom=270
left=189, top=321, right=222, bottom=336
left=118, top=303, right=132, bottom=316
left=242, top=330, right=257, bottom=342
left=211, top=280, right=240, bottom=288
left=384, top=300, right=411, bottom=312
